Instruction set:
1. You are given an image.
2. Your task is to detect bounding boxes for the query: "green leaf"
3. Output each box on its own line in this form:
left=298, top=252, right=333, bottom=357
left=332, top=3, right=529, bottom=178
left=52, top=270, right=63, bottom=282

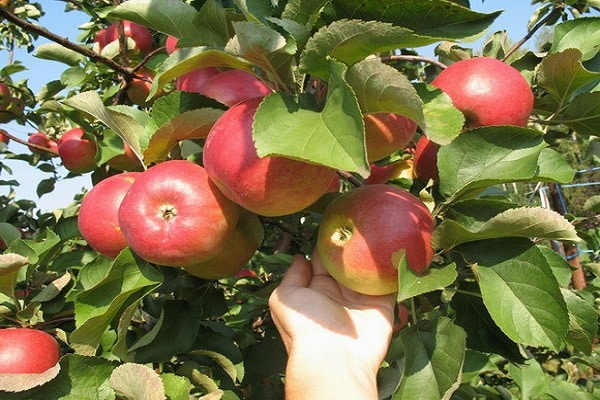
left=536, top=49, right=600, bottom=103
left=36, top=178, right=56, bottom=198
left=462, top=238, right=569, bottom=350
left=507, top=359, right=547, bottom=400
left=535, top=148, right=577, bottom=183
left=253, top=61, right=369, bottom=176
left=345, top=59, right=425, bottom=130
left=433, top=204, right=580, bottom=250
left=394, top=251, right=457, bottom=302
left=0, top=253, right=28, bottom=302
left=299, top=19, right=435, bottom=80
left=562, top=289, right=598, bottom=354
left=394, top=317, right=466, bottom=400
left=584, top=195, right=600, bottom=212
left=62, top=91, right=146, bottom=162
left=562, top=91, right=600, bottom=136
left=109, top=363, right=166, bottom=400
left=551, top=17, right=600, bottom=62
left=70, top=250, right=163, bottom=356
left=34, top=43, right=84, bottom=66
left=126, top=300, right=201, bottom=363
left=281, top=0, right=329, bottom=26
left=538, top=245, right=574, bottom=288
left=451, top=283, right=527, bottom=363
left=226, top=21, right=295, bottom=86
left=329, top=0, right=502, bottom=40
left=0, top=223, right=22, bottom=249
left=415, top=83, right=464, bottom=145
left=161, top=373, right=191, bottom=400
left=438, top=127, right=546, bottom=200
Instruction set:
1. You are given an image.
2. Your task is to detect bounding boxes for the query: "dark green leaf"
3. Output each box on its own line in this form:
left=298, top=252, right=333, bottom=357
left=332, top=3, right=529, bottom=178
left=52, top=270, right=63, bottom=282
left=394, top=317, right=466, bottom=399
left=562, top=91, right=600, bottom=136
left=562, top=289, right=598, bottom=354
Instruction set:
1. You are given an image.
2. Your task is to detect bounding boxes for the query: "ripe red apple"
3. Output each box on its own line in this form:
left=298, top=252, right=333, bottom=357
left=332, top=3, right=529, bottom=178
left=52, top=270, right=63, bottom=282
left=126, top=69, right=155, bottom=107
left=194, top=69, right=273, bottom=107
left=0, top=328, right=60, bottom=374
left=364, top=113, right=417, bottom=162
left=165, top=35, right=179, bottom=55
left=413, top=136, right=440, bottom=183
left=203, top=97, right=339, bottom=217
left=393, top=303, right=410, bottom=332
left=107, top=141, right=140, bottom=171
left=183, top=210, right=264, bottom=279
left=102, top=21, right=153, bottom=54
left=27, top=132, right=58, bottom=155
left=364, top=160, right=414, bottom=185
left=432, top=57, right=534, bottom=128
left=0, top=82, right=10, bottom=108
left=316, top=184, right=435, bottom=295
left=57, top=127, right=97, bottom=174
left=0, top=129, right=9, bottom=146
left=78, top=172, right=141, bottom=259
left=118, top=160, right=240, bottom=267
left=176, top=67, right=221, bottom=93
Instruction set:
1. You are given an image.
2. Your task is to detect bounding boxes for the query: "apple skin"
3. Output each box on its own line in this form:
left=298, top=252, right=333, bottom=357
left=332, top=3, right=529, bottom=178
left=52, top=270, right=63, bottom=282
left=316, top=184, right=435, bottom=295
left=413, top=136, right=440, bottom=183
left=57, top=127, right=97, bottom=174
left=126, top=69, right=155, bottom=107
left=118, top=160, right=240, bottom=267
left=78, top=172, right=141, bottom=259
left=107, top=141, right=140, bottom=171
left=27, top=132, right=58, bottom=155
left=175, top=67, right=221, bottom=93
left=103, top=21, right=153, bottom=54
left=194, top=69, right=273, bottom=107
left=0, top=328, right=61, bottom=374
left=364, top=113, right=417, bottom=162
left=165, top=35, right=178, bottom=54
left=431, top=57, right=534, bottom=128
left=393, top=303, right=410, bottom=332
left=364, top=160, right=414, bottom=185
left=183, top=210, right=264, bottom=279
left=203, top=97, right=339, bottom=217
left=0, top=128, right=9, bottom=145
left=0, top=82, right=10, bottom=108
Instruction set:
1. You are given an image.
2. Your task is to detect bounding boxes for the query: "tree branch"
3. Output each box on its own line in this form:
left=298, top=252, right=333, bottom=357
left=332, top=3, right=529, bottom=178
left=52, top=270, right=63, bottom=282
left=379, top=54, right=447, bottom=70
left=0, top=7, right=134, bottom=79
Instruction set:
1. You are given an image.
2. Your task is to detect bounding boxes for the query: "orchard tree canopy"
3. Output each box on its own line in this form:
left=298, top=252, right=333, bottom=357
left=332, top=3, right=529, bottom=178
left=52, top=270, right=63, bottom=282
left=0, top=0, right=599, bottom=399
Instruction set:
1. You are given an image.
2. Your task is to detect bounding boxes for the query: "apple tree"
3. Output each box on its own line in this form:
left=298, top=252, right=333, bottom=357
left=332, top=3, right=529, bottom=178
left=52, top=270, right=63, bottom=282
left=0, top=0, right=599, bottom=399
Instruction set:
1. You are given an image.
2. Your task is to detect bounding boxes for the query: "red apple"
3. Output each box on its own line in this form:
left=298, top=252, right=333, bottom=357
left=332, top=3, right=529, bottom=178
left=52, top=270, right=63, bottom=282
left=393, top=303, right=410, bottom=332
left=316, top=184, right=435, bottom=295
left=195, top=69, right=273, bottom=107
left=118, top=160, right=240, bottom=267
left=0, top=129, right=9, bottom=145
left=364, top=113, right=417, bottom=162
left=203, top=97, right=339, bottom=217
left=107, top=141, right=141, bottom=171
left=431, top=57, right=534, bottom=128
left=183, top=209, right=264, bottom=279
left=103, top=21, right=153, bottom=54
left=0, top=328, right=60, bottom=374
left=0, top=82, right=10, bottom=108
left=413, top=136, right=440, bottom=183
left=176, top=67, right=221, bottom=93
left=78, top=172, right=141, bottom=259
left=57, top=127, right=97, bottom=174
left=364, top=160, right=414, bottom=185
left=165, top=35, right=179, bottom=55
left=126, top=69, right=155, bottom=107
left=27, top=132, right=58, bottom=155
left=92, top=27, right=111, bottom=52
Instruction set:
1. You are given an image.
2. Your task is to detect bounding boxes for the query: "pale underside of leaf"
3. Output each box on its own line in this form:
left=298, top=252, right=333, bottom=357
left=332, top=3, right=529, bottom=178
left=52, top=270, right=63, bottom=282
left=109, top=363, right=166, bottom=400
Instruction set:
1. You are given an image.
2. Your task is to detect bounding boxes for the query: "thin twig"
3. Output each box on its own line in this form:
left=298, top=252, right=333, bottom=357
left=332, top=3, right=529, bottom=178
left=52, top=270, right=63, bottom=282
left=502, top=5, right=564, bottom=61
left=379, top=54, right=447, bottom=70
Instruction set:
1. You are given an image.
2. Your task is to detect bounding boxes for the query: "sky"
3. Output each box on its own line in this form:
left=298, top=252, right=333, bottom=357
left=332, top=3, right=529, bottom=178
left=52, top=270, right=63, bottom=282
left=0, top=0, right=546, bottom=212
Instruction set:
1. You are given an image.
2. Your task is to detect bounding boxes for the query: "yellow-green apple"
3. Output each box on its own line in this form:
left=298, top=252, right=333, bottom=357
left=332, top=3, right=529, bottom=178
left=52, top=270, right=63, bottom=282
left=364, top=113, right=417, bottom=162
left=203, top=97, right=339, bottom=217
left=57, top=127, right=97, bottom=174
left=183, top=209, right=264, bottom=279
left=0, top=328, right=60, bottom=373
left=78, top=172, right=141, bottom=259
left=195, top=69, right=273, bottom=107
left=27, top=132, right=58, bottom=155
left=413, top=136, right=440, bottom=183
left=107, top=141, right=140, bottom=171
left=364, top=159, right=414, bottom=185
left=118, top=160, right=240, bottom=267
left=316, top=184, right=434, bottom=295
left=432, top=57, right=534, bottom=128
left=103, top=21, right=153, bottom=54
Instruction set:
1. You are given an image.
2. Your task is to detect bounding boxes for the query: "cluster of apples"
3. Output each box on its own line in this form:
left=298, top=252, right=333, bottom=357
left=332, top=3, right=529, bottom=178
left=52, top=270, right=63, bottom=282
left=0, top=82, right=25, bottom=124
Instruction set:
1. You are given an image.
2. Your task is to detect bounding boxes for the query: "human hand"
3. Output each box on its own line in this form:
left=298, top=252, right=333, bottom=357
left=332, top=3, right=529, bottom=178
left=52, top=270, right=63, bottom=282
left=269, top=251, right=396, bottom=399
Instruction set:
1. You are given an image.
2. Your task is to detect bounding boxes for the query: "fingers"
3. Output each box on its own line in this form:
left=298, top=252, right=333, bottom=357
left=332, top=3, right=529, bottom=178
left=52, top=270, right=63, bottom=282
left=279, top=254, right=313, bottom=288
left=309, top=249, right=330, bottom=277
